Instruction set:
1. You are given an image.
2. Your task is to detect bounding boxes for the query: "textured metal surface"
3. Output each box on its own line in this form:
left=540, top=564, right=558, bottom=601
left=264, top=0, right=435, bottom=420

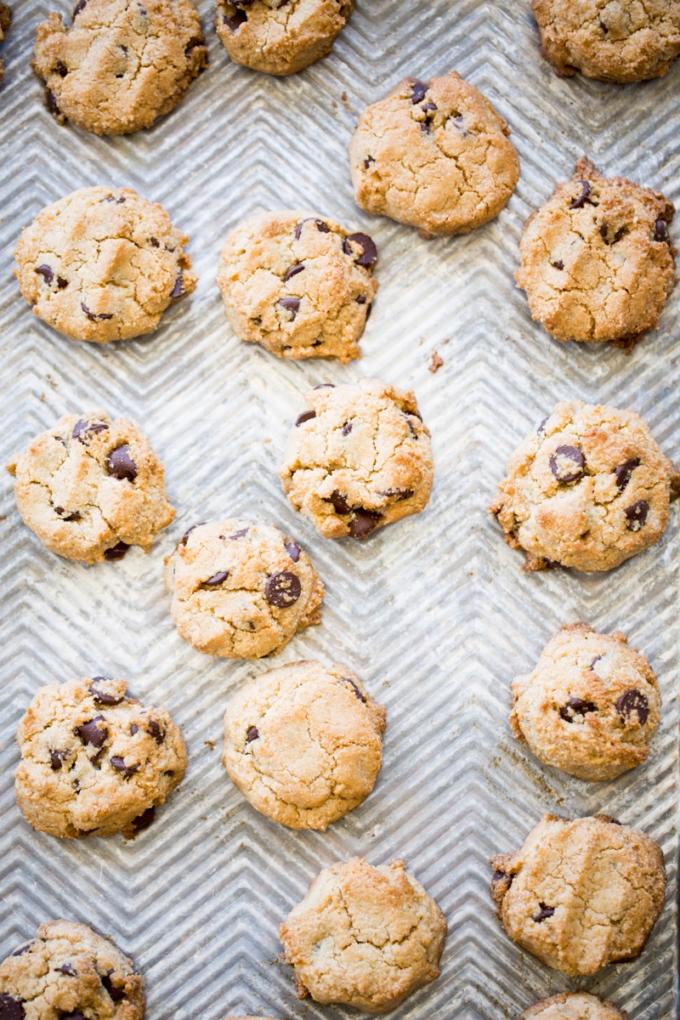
left=0, top=2, right=678, bottom=1019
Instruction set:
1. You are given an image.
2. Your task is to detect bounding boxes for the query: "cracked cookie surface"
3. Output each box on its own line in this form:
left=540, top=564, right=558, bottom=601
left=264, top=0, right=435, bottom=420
left=280, top=857, right=447, bottom=1013
left=165, top=519, right=324, bottom=659
left=222, top=659, right=386, bottom=830
left=0, top=919, right=144, bottom=1020
left=33, top=0, right=208, bottom=136
left=522, top=993, right=629, bottom=1020
left=6, top=410, right=174, bottom=563
left=516, top=157, right=676, bottom=348
left=488, top=399, right=680, bottom=572
left=349, top=71, right=520, bottom=237
left=491, top=814, right=665, bottom=976
left=0, top=3, right=11, bottom=87
left=14, top=186, right=197, bottom=343
left=217, top=210, right=378, bottom=363
left=280, top=379, right=434, bottom=540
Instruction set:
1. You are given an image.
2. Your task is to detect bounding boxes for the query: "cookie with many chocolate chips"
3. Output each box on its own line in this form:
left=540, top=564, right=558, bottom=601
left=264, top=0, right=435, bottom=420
left=521, top=993, right=630, bottom=1020
left=0, top=3, right=11, bottom=87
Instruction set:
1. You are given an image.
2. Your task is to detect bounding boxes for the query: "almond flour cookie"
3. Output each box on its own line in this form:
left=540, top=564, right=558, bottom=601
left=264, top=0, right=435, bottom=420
left=215, top=0, right=353, bottom=76
left=33, top=0, right=208, bottom=136
left=280, top=380, right=433, bottom=540
left=6, top=411, right=174, bottom=563
left=516, top=157, right=676, bottom=349
left=14, top=186, right=197, bottom=343
left=489, top=399, right=680, bottom=572
left=165, top=520, right=324, bottom=659
left=222, top=660, right=386, bottom=830
left=349, top=71, right=520, bottom=238
left=280, top=857, right=447, bottom=1013
left=0, top=3, right=11, bottom=86
left=522, top=993, right=629, bottom=1020
left=0, top=920, right=144, bottom=1020
left=217, top=211, right=378, bottom=363
left=491, top=814, right=665, bottom=976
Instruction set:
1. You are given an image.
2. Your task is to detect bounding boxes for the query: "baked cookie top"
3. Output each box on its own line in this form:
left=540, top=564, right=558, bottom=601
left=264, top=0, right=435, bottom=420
left=349, top=71, right=520, bottom=237
left=14, top=186, right=196, bottom=343
left=280, top=379, right=434, bottom=540
left=489, top=399, right=680, bottom=572
left=516, top=157, right=676, bottom=348
left=33, top=0, right=208, bottom=135
left=222, top=659, right=386, bottom=830
left=217, top=210, right=378, bottom=363
left=280, top=857, right=447, bottom=1014
left=522, top=992, right=629, bottom=1020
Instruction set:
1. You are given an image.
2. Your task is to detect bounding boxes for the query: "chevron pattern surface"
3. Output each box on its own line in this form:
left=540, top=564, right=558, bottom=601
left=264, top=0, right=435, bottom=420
left=0, top=2, right=678, bottom=1019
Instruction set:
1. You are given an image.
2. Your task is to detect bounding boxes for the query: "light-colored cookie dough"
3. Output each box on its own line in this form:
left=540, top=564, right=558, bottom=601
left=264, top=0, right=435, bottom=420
left=0, top=3, right=11, bottom=86
left=521, top=992, right=629, bottom=1020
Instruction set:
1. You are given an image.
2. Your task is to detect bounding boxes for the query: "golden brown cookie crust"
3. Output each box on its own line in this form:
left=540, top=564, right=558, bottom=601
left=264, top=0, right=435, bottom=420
left=521, top=991, right=629, bottom=1020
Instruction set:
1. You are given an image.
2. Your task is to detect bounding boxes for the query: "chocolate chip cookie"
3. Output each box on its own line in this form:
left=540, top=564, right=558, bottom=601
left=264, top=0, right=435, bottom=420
left=522, top=993, right=629, bottom=1020
left=14, top=186, right=196, bottom=343
left=222, top=660, right=386, bottom=829
left=491, top=814, right=665, bottom=976
left=165, top=520, right=324, bottom=658
left=488, top=399, right=680, bottom=572
left=217, top=211, right=378, bottom=363
left=215, top=0, right=353, bottom=76
left=33, top=0, right=208, bottom=135
left=0, top=3, right=11, bottom=87
left=280, top=380, right=434, bottom=540
left=349, top=71, right=520, bottom=237
left=6, top=410, right=175, bottom=563
left=280, top=857, right=447, bottom=1013
left=516, top=157, right=676, bottom=349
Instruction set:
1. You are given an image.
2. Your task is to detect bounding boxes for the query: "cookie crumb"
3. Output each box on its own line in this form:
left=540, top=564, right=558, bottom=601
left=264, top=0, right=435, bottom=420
left=428, top=351, right=444, bottom=373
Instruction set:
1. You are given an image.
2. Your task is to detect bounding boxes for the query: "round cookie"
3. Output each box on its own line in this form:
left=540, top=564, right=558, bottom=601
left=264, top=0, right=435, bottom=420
left=279, top=379, right=434, bottom=540
left=532, top=0, right=680, bottom=82
left=6, top=410, right=175, bottom=563
left=215, top=0, right=353, bottom=76
left=521, top=993, right=629, bottom=1020
left=349, top=71, right=520, bottom=238
left=510, top=622, right=661, bottom=781
left=222, top=660, right=386, bottom=830
left=164, top=520, right=324, bottom=659
left=14, top=186, right=197, bottom=343
left=280, top=857, right=447, bottom=1013
left=488, top=399, right=680, bottom=572
left=33, top=0, right=208, bottom=136
left=217, top=210, right=378, bottom=363
left=15, top=676, right=187, bottom=839
left=516, top=157, right=676, bottom=349
left=490, top=814, right=666, bottom=976
left=0, top=3, right=11, bottom=87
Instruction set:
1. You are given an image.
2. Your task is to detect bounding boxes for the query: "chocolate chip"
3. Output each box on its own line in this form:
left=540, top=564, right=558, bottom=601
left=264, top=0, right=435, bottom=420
left=11, top=944, right=33, bottom=957
left=343, top=233, right=378, bottom=268
left=590, top=655, right=602, bottom=669
left=89, top=679, right=124, bottom=705
left=364, top=155, right=375, bottom=168
left=180, top=522, right=205, bottom=546
left=228, top=528, right=249, bottom=540
left=0, top=998, right=24, bottom=1020
left=150, top=237, right=160, bottom=247
left=570, top=180, right=592, bottom=209
left=55, top=507, right=81, bottom=522
left=108, top=445, right=137, bottom=482
left=284, top=263, right=305, bottom=281
left=612, top=457, right=640, bottom=491
left=406, top=418, right=419, bottom=440
left=61, top=1014, right=85, bottom=1020
left=532, top=903, right=555, bottom=922
left=294, top=218, right=329, bottom=240
left=223, top=8, right=247, bottom=29
left=552, top=260, right=564, bottom=270
left=76, top=716, right=108, bottom=748
left=422, top=101, right=437, bottom=113
left=284, top=540, right=301, bottom=562
left=170, top=272, right=184, bottom=299
left=58, top=963, right=77, bottom=976
left=102, top=196, right=126, bottom=204
left=349, top=509, right=382, bottom=538
left=72, top=418, right=109, bottom=442
left=377, top=488, right=414, bottom=501
left=36, top=265, right=54, bottom=285
left=492, top=869, right=513, bottom=887
left=340, top=677, right=365, bottom=702
left=296, top=410, right=316, bottom=426
left=184, top=36, right=205, bottom=56
left=50, top=749, right=70, bottom=770
left=265, top=571, right=301, bottom=608
left=600, top=19, right=608, bottom=32
left=147, top=720, right=165, bottom=744
left=45, top=88, right=60, bottom=116
left=55, top=60, right=68, bottom=77
left=314, top=383, right=335, bottom=389
left=549, top=445, right=585, bottom=483
left=130, top=724, right=139, bottom=735
left=356, top=295, right=367, bottom=304
left=279, top=296, right=300, bottom=319
left=102, top=972, right=125, bottom=1002
left=204, top=570, right=229, bottom=586
left=410, top=79, right=429, bottom=104
left=130, top=806, right=156, bottom=832
left=342, top=421, right=352, bottom=436
left=110, top=756, right=139, bottom=776
left=420, top=122, right=432, bottom=134
left=654, top=219, right=669, bottom=243
left=328, top=490, right=351, bottom=515
left=73, top=0, right=88, bottom=15
left=104, top=541, right=129, bottom=560
left=58, top=277, right=68, bottom=288
left=537, top=417, right=548, bottom=434
left=559, top=697, right=596, bottom=722
left=599, top=222, right=608, bottom=239
left=81, top=302, right=113, bottom=321
left=246, top=725, right=259, bottom=743
left=624, top=499, right=648, bottom=531
left=616, top=689, right=649, bottom=725
left=613, top=226, right=627, bottom=243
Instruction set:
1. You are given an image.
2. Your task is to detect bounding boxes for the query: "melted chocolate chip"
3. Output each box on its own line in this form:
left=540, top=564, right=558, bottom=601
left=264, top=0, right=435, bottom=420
left=223, top=8, right=247, bottom=29
left=229, top=528, right=249, bottom=540
left=204, top=570, right=229, bottom=586
left=342, top=421, right=353, bottom=436
left=342, top=232, right=378, bottom=268
left=349, top=509, right=382, bottom=538
left=364, top=156, right=375, bottom=169
left=590, top=655, right=603, bottom=669
left=328, top=490, right=351, bottom=515
left=58, top=277, right=68, bottom=288
left=532, top=903, right=555, bottom=923
left=89, top=680, right=124, bottom=705
left=81, top=302, right=113, bottom=321
left=170, top=272, right=184, bottom=299
left=356, top=295, right=367, bottom=304
left=410, top=79, right=429, bottom=104
left=614, top=457, right=640, bottom=490
left=147, top=720, right=165, bottom=744
left=36, top=265, right=54, bottom=285
left=11, top=944, right=33, bottom=957
left=340, top=677, right=365, bottom=702
left=570, top=180, right=592, bottom=209
left=58, top=963, right=77, bottom=976
left=50, top=749, right=70, bottom=770
left=76, top=716, right=108, bottom=748
left=55, top=59, right=68, bottom=76
left=130, top=806, right=156, bottom=832
left=45, top=88, right=60, bottom=116
left=559, top=697, right=596, bottom=723
left=654, top=219, right=669, bottom=243
left=294, top=218, right=330, bottom=240
left=184, top=36, right=205, bottom=57
left=624, top=500, right=648, bottom=531
left=284, top=263, right=305, bottom=281
left=0, top=997, right=24, bottom=1020
left=246, top=726, right=259, bottom=743
left=54, top=507, right=81, bottom=522
left=284, top=540, right=301, bottom=562
left=314, top=383, right=334, bottom=389
left=130, top=724, right=139, bottom=735
left=279, top=296, right=300, bottom=319
left=406, top=418, right=419, bottom=440
left=110, top=756, right=139, bottom=776
left=296, top=410, right=316, bottom=426
left=180, top=522, right=205, bottom=546
left=492, top=869, right=512, bottom=887
left=599, top=222, right=608, bottom=239
left=108, top=445, right=137, bottom=482
left=150, top=237, right=160, bottom=248
left=102, top=972, right=126, bottom=1002
left=265, top=571, right=301, bottom=608
left=377, top=488, right=414, bottom=501
left=549, top=445, right=585, bottom=483
left=552, top=260, right=564, bottom=270
left=616, top=689, right=649, bottom=725
left=104, top=541, right=129, bottom=560
left=72, top=418, right=109, bottom=442
left=102, top=196, right=126, bottom=204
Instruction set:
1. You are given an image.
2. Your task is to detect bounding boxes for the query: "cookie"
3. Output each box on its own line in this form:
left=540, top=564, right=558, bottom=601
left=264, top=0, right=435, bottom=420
left=516, top=157, right=676, bottom=349
left=521, top=993, right=629, bottom=1020
left=217, top=211, right=378, bottom=363
left=6, top=410, right=175, bottom=563
left=14, top=186, right=196, bottom=343
left=165, top=520, right=324, bottom=659
left=280, top=857, right=447, bottom=1013
left=0, top=919, right=144, bottom=1020
left=215, top=0, right=353, bottom=76
left=533, top=0, right=680, bottom=82
left=0, top=3, right=11, bottom=86
left=510, top=623, right=660, bottom=781
left=349, top=71, right=520, bottom=238
left=15, top=676, right=187, bottom=839
left=222, top=660, right=386, bottom=830
left=488, top=399, right=680, bottom=572
left=279, top=379, right=434, bottom=540
left=33, top=0, right=208, bottom=136
left=491, top=814, right=665, bottom=976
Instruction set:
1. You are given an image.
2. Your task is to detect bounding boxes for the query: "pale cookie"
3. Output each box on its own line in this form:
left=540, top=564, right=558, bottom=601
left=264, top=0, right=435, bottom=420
left=33, top=0, right=208, bottom=136
left=533, top=0, right=680, bottom=82
left=349, top=71, right=520, bottom=238
left=280, top=379, right=434, bottom=540
left=14, top=186, right=196, bottom=343
left=280, top=857, right=447, bottom=1014
left=521, top=993, right=629, bottom=1020
left=489, top=399, right=680, bottom=572
left=217, top=210, right=378, bottom=363
left=165, top=520, right=324, bottom=659
left=0, top=3, right=11, bottom=86
left=222, top=660, right=386, bottom=830
left=516, top=157, right=676, bottom=349
left=490, top=814, right=665, bottom=976
left=510, top=623, right=660, bottom=781
left=6, top=410, right=175, bottom=564
left=215, top=0, right=353, bottom=76
left=0, top=919, right=144, bottom=1020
